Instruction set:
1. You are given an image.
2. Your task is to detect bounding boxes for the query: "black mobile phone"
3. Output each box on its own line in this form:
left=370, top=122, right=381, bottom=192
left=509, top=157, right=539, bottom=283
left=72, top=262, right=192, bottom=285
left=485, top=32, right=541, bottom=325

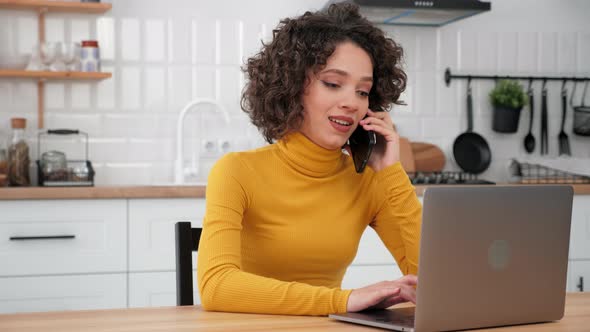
left=348, top=121, right=376, bottom=173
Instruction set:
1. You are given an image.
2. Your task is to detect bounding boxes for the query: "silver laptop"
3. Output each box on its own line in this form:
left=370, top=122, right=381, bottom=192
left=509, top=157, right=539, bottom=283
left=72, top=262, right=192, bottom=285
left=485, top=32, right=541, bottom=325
left=330, top=186, right=573, bottom=332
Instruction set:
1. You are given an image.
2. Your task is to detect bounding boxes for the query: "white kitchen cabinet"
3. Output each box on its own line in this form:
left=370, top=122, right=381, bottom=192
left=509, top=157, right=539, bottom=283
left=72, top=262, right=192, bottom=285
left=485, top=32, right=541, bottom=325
left=128, top=198, right=205, bottom=272
left=128, top=271, right=200, bottom=307
left=570, top=196, right=590, bottom=260
left=568, top=260, right=590, bottom=292
left=0, top=200, right=127, bottom=276
left=0, top=273, right=126, bottom=314
left=341, top=264, right=403, bottom=290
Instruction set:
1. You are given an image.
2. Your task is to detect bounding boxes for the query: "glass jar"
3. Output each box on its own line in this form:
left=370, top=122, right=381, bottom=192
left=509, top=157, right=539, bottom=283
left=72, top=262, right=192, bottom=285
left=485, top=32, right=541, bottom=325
left=0, top=148, right=8, bottom=187
left=7, top=118, right=31, bottom=186
left=41, top=150, right=68, bottom=182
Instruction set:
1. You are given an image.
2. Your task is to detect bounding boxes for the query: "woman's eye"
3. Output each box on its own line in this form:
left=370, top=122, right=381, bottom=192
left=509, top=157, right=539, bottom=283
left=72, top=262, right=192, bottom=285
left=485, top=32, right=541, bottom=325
left=322, top=81, right=340, bottom=89
left=357, top=91, right=370, bottom=98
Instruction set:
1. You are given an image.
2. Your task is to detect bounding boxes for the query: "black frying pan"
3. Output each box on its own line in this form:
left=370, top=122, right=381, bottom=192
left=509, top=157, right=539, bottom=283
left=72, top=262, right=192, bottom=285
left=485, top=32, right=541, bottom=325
left=453, top=81, right=492, bottom=174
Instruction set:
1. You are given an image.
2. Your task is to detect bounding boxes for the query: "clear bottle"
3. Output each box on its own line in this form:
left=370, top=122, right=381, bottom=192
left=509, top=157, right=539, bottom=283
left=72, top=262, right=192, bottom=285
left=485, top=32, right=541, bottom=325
left=7, top=118, right=31, bottom=186
left=0, top=148, right=7, bottom=187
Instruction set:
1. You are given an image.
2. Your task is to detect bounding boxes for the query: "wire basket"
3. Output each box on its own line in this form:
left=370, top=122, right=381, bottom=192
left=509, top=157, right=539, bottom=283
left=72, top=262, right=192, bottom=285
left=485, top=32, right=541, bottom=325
left=509, top=159, right=590, bottom=184
left=573, top=106, right=590, bottom=136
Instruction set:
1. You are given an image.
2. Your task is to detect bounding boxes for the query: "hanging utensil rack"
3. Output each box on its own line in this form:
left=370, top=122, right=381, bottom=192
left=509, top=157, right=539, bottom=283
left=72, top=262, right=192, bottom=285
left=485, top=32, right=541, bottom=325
left=444, top=68, right=590, bottom=86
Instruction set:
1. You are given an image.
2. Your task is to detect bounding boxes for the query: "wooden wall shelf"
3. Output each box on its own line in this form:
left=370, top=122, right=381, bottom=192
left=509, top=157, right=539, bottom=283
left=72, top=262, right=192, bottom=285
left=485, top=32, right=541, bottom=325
left=0, top=70, right=112, bottom=80
left=0, top=0, right=111, bottom=14
left=0, top=0, right=112, bottom=128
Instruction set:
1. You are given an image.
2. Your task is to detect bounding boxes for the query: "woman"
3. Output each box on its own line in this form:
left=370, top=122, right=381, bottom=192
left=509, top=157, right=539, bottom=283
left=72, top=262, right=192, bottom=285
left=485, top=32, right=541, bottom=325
left=197, top=2, right=421, bottom=316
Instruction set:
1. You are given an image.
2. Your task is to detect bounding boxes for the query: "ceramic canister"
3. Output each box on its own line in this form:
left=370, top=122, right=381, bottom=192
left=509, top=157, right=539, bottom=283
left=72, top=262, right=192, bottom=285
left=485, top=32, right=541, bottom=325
left=80, top=40, right=100, bottom=72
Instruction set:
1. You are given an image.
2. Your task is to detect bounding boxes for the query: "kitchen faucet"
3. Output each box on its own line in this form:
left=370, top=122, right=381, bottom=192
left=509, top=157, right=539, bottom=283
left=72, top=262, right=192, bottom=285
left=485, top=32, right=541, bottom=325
left=175, top=98, right=230, bottom=184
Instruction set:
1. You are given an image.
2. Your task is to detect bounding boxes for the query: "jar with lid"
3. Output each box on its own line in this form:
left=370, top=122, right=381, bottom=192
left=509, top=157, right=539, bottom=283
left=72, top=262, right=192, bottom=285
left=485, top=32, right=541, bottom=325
left=80, top=40, right=100, bottom=72
left=7, top=118, right=31, bottom=186
left=41, top=150, right=68, bottom=182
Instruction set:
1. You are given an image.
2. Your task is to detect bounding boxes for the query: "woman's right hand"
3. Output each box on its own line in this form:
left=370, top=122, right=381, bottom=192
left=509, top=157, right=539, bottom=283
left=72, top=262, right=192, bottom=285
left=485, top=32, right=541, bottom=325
left=346, top=274, right=418, bottom=312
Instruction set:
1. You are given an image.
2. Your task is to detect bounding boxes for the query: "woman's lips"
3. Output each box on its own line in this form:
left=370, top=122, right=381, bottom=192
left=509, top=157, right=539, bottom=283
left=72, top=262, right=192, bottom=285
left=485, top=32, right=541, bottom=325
left=329, top=120, right=352, bottom=132
left=328, top=115, right=354, bottom=133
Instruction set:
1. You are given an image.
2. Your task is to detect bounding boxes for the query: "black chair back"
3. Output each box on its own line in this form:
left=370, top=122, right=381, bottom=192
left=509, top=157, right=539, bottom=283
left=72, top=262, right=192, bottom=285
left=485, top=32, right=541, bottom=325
left=175, top=221, right=202, bottom=306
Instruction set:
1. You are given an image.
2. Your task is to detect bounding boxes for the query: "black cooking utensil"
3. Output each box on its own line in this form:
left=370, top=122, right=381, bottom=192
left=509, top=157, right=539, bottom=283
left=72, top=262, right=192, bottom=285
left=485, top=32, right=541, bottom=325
left=540, top=80, right=548, bottom=155
left=523, top=80, right=535, bottom=153
left=558, top=81, right=571, bottom=156
left=453, top=79, right=492, bottom=174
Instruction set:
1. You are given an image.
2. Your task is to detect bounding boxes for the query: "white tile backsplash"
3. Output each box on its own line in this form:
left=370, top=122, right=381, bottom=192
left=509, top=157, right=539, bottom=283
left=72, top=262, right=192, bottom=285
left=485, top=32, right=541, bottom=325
left=144, top=67, right=166, bottom=110
left=193, top=67, right=216, bottom=100
left=45, top=83, right=65, bottom=109
left=1, top=0, right=589, bottom=185
left=0, top=17, right=13, bottom=56
left=167, top=66, right=193, bottom=110
left=497, top=32, right=518, bottom=72
left=0, top=83, right=11, bottom=108
left=458, top=30, right=477, bottom=71
left=168, top=18, right=191, bottom=64
left=145, top=19, right=166, bottom=62
left=414, top=71, right=436, bottom=115
left=193, top=18, right=217, bottom=64
left=539, top=32, right=558, bottom=73
left=558, top=32, right=577, bottom=74
left=97, top=17, right=115, bottom=61
left=416, top=29, right=437, bottom=72
left=45, top=18, right=65, bottom=43
left=517, top=32, right=538, bottom=73
left=422, top=117, right=461, bottom=141
left=578, top=32, right=590, bottom=73
left=120, top=66, right=142, bottom=110
left=71, top=83, right=92, bottom=109
left=16, top=17, right=36, bottom=55
left=477, top=31, right=498, bottom=72
left=71, top=19, right=91, bottom=44
left=218, top=19, right=241, bottom=65
left=121, top=18, right=141, bottom=61
left=217, top=67, right=242, bottom=114
left=96, top=65, right=116, bottom=109
left=439, top=29, right=459, bottom=70
left=12, top=82, right=36, bottom=109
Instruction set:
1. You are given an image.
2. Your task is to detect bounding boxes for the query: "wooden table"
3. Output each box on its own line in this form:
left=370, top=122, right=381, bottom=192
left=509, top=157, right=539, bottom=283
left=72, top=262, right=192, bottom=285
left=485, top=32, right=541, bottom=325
left=0, top=293, right=588, bottom=332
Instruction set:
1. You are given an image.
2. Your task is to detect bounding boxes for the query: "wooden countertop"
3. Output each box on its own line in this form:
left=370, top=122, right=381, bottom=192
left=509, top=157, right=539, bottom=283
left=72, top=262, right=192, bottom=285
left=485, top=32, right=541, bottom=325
left=0, top=184, right=588, bottom=200
left=0, top=293, right=588, bottom=332
left=0, top=185, right=207, bottom=200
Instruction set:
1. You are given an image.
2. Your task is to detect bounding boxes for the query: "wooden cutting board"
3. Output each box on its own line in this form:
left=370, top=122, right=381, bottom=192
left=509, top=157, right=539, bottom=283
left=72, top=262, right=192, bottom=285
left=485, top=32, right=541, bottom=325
left=410, top=142, right=446, bottom=172
left=399, top=137, right=415, bottom=173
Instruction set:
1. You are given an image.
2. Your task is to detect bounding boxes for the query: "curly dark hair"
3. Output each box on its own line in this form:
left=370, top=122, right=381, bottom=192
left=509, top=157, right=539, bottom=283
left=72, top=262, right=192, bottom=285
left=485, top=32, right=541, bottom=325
left=241, top=2, right=406, bottom=143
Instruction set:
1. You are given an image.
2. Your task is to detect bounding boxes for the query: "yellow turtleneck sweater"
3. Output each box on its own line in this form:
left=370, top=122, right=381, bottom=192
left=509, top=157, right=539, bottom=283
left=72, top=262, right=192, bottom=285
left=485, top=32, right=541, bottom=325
left=197, top=131, right=422, bottom=316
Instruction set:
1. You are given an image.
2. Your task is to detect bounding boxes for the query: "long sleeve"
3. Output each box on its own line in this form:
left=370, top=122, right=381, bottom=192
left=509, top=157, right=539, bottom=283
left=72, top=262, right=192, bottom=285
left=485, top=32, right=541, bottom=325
left=196, top=153, right=352, bottom=316
left=370, top=162, right=422, bottom=275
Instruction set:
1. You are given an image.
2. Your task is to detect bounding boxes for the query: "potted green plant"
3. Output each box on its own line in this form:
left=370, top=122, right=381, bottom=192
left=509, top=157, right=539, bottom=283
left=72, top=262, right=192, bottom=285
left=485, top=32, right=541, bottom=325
left=489, top=80, right=528, bottom=133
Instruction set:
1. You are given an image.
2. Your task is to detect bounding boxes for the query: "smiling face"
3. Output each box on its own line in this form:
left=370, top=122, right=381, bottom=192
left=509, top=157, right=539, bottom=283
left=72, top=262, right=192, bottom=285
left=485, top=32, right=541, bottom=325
left=298, top=41, right=374, bottom=150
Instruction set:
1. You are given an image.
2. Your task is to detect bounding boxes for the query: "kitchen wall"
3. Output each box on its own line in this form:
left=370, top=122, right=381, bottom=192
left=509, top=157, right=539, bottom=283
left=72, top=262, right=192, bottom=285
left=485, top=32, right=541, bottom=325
left=0, top=0, right=588, bottom=185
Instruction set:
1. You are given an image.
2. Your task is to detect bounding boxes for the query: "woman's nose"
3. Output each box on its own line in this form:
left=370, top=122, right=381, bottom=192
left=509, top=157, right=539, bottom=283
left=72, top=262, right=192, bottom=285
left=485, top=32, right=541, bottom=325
left=338, top=91, right=362, bottom=112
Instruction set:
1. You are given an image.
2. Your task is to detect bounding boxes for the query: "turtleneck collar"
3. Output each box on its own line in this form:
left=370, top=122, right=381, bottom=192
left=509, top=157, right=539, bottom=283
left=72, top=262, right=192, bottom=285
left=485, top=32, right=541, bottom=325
left=276, top=131, right=345, bottom=177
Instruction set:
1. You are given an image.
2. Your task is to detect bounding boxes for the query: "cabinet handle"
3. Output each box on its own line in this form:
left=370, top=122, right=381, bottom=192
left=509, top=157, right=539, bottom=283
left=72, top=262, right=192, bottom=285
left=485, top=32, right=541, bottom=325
left=47, top=129, right=79, bottom=135
left=577, top=277, right=584, bottom=292
left=9, top=235, right=76, bottom=241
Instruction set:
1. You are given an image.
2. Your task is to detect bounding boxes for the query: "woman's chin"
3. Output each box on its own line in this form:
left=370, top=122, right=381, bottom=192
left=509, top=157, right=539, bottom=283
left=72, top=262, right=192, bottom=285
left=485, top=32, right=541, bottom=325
left=320, top=138, right=348, bottom=150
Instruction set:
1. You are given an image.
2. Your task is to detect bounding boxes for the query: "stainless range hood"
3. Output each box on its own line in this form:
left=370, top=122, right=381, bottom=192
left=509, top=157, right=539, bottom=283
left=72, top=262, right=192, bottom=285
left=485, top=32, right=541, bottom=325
left=324, top=0, right=491, bottom=27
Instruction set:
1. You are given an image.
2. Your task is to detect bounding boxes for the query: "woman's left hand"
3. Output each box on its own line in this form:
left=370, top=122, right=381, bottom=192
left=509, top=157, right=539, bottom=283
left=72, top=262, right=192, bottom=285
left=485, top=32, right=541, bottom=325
left=358, top=109, right=400, bottom=172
